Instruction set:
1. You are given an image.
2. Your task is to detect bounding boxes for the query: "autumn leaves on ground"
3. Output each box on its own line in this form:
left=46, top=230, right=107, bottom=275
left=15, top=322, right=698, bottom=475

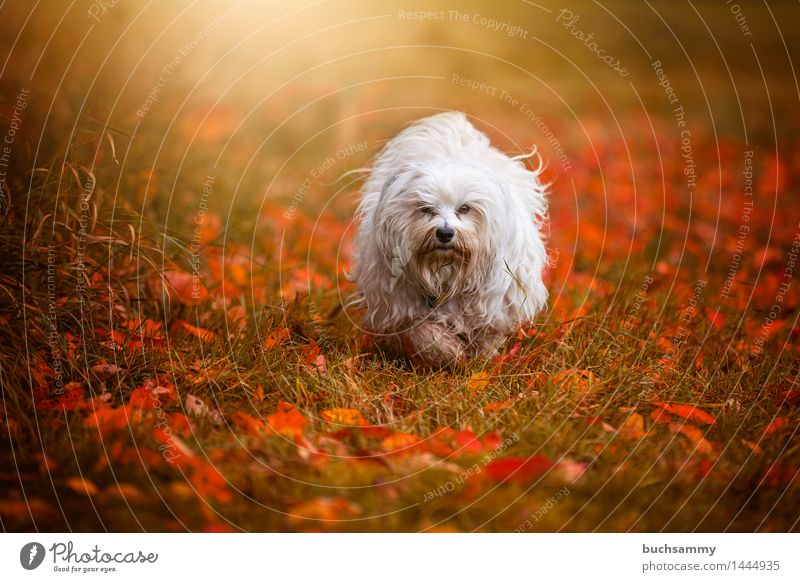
left=2, top=108, right=797, bottom=532
left=2, top=2, right=800, bottom=533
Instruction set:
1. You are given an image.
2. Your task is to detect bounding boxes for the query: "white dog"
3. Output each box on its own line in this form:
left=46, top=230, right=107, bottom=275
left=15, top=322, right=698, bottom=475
left=350, top=112, right=548, bottom=368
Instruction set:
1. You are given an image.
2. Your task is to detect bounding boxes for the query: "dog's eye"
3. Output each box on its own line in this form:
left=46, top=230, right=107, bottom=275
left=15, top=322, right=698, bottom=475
left=457, top=204, right=471, bottom=215
left=420, top=206, right=436, bottom=215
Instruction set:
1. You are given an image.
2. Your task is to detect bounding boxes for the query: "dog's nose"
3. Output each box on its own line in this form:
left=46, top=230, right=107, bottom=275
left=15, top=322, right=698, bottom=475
left=435, top=226, right=454, bottom=243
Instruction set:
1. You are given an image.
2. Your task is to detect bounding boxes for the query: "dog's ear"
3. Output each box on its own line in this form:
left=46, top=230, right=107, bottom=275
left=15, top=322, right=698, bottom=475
left=378, top=164, right=419, bottom=205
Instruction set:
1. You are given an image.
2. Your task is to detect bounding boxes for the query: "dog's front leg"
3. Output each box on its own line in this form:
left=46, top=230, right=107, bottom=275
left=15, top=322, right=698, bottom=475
left=399, top=320, right=466, bottom=369
left=462, top=328, right=505, bottom=361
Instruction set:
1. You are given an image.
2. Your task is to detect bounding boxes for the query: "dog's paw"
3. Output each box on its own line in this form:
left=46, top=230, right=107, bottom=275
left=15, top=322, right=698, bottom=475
left=399, top=322, right=466, bottom=369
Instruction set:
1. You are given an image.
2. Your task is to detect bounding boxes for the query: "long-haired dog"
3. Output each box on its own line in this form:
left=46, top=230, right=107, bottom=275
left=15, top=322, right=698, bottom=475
left=350, top=112, right=548, bottom=368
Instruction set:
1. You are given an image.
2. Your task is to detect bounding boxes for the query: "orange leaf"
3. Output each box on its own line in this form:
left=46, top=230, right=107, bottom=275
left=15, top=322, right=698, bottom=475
left=483, top=399, right=513, bottom=413
left=264, top=327, right=290, bottom=349
left=467, top=371, right=490, bottom=392
left=102, top=483, right=148, bottom=504
left=189, top=461, right=233, bottom=504
left=650, top=407, right=673, bottom=424
left=174, top=320, right=217, bottom=344
left=84, top=406, right=130, bottom=437
left=654, top=402, right=716, bottom=425
left=65, top=476, right=99, bottom=496
left=288, top=497, right=361, bottom=526
left=321, top=408, right=368, bottom=427
left=267, top=401, right=307, bottom=437
left=232, top=411, right=265, bottom=435
left=381, top=432, right=421, bottom=452
left=130, top=378, right=174, bottom=411
left=764, top=416, right=788, bottom=435
left=492, top=341, right=522, bottom=369
left=742, top=439, right=763, bottom=454
left=618, top=413, right=647, bottom=439
left=163, top=270, right=209, bottom=305
left=670, top=423, right=714, bottom=455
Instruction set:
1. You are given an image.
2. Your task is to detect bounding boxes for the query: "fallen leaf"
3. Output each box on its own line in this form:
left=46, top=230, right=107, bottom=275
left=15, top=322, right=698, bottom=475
left=381, top=432, right=421, bottom=452
left=650, top=407, right=674, bottom=424
left=764, top=416, right=788, bottom=436
left=670, top=423, right=714, bottom=455
left=483, top=399, right=513, bottom=413
left=264, top=327, right=290, bottom=349
left=618, top=413, right=647, bottom=439
left=484, top=455, right=554, bottom=483
left=174, top=320, right=217, bottom=344
left=467, top=371, right=491, bottom=393
left=162, top=270, right=209, bottom=305
left=301, top=341, right=327, bottom=375
left=741, top=439, right=763, bottom=455
left=65, top=476, right=99, bottom=496
left=267, top=401, right=307, bottom=437
left=776, top=390, right=800, bottom=405
left=654, top=402, right=716, bottom=425
left=321, top=408, right=368, bottom=427
left=288, top=497, right=362, bottom=526
left=101, top=483, right=148, bottom=504
left=84, top=406, right=130, bottom=437
left=231, top=411, right=265, bottom=434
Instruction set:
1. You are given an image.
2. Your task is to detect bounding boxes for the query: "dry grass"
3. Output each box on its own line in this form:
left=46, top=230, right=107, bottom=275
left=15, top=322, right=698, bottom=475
left=1, top=0, right=799, bottom=532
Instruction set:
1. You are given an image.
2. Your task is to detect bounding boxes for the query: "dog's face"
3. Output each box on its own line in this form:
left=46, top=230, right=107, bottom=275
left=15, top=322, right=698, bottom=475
left=378, top=160, right=501, bottom=302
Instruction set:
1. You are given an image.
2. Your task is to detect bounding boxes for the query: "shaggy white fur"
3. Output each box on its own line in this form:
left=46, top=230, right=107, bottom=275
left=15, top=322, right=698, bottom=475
left=350, top=112, right=548, bottom=368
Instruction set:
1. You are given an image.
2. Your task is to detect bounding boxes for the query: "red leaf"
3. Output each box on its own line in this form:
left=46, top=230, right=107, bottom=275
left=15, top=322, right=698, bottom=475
left=84, top=407, right=130, bottom=437
left=162, top=270, right=209, bottom=305
left=776, top=390, right=800, bottom=405
left=764, top=416, right=788, bottom=436
left=653, top=402, right=716, bottom=425
left=173, top=320, right=217, bottom=344
left=301, top=341, right=328, bottom=376
left=705, top=308, right=725, bottom=330
left=485, top=455, right=555, bottom=483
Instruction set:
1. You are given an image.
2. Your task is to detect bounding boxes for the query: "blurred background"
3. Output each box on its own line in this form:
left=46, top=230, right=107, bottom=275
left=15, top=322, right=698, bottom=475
left=2, top=0, right=800, bottom=533
left=2, top=0, right=798, bottom=231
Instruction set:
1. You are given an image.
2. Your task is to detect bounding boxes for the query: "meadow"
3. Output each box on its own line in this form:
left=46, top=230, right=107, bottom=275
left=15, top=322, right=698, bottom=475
left=0, top=0, right=798, bottom=532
